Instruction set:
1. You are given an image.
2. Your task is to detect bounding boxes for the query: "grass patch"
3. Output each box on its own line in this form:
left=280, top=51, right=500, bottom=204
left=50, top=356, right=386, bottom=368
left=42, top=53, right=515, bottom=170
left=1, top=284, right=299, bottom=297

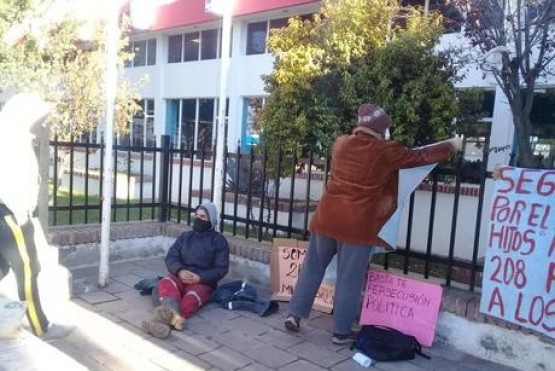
left=49, top=188, right=159, bottom=226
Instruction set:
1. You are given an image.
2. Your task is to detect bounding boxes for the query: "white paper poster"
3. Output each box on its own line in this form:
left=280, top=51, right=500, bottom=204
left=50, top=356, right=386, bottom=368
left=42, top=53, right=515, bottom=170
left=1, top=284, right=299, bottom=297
left=378, top=164, right=437, bottom=248
left=479, top=167, right=554, bottom=338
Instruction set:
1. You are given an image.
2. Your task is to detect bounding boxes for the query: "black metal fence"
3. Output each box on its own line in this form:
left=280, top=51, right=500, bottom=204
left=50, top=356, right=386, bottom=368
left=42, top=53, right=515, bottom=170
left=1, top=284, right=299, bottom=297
left=49, top=135, right=495, bottom=290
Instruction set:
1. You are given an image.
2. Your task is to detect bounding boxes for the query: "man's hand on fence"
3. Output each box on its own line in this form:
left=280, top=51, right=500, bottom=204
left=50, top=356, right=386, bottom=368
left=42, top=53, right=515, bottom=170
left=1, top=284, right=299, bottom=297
left=491, top=164, right=508, bottom=181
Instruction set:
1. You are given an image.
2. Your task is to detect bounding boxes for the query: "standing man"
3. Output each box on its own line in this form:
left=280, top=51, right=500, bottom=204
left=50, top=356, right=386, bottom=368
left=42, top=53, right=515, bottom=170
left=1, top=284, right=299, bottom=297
left=0, top=93, right=66, bottom=339
left=284, top=103, right=462, bottom=344
left=142, top=202, right=229, bottom=339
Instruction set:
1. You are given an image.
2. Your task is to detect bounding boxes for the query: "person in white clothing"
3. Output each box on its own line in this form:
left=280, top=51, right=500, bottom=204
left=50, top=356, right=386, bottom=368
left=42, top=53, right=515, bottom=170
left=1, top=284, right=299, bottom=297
left=0, top=93, right=71, bottom=340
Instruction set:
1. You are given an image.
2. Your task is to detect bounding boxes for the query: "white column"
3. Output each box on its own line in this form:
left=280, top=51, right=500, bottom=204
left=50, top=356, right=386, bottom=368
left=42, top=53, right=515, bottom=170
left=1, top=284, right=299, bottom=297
left=213, top=2, right=233, bottom=230
left=155, top=34, right=167, bottom=144
left=99, top=3, right=120, bottom=287
left=488, top=85, right=515, bottom=169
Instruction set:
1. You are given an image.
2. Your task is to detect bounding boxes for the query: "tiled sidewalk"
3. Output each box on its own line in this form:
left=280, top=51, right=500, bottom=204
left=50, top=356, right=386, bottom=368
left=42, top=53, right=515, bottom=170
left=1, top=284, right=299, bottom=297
left=3, top=258, right=518, bottom=371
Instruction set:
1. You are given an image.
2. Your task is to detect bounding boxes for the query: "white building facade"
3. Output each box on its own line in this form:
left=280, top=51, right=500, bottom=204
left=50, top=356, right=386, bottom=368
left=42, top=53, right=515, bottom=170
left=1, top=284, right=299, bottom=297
left=122, top=0, right=554, bottom=169
left=123, top=0, right=320, bottom=154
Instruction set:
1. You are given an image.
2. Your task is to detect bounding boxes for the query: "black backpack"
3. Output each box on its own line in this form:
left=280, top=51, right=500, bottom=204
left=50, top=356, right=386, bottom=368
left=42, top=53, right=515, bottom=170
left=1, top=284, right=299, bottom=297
left=351, top=325, right=430, bottom=362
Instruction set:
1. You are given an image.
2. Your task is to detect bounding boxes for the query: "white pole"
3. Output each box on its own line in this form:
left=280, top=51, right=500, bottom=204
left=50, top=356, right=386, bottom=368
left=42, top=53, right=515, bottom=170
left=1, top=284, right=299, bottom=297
left=213, top=2, right=233, bottom=231
left=99, top=2, right=119, bottom=287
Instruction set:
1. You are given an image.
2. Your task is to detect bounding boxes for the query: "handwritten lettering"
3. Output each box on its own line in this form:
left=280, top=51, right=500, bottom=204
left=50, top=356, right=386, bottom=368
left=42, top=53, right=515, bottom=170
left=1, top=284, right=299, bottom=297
left=364, top=296, right=415, bottom=319
left=490, top=197, right=550, bottom=230
left=481, top=168, right=554, bottom=339
left=369, top=271, right=394, bottom=285
left=279, top=283, right=333, bottom=306
left=488, top=145, right=511, bottom=154
left=537, top=171, right=555, bottom=196
left=490, top=195, right=525, bottom=224
left=487, top=287, right=505, bottom=317
left=514, top=293, right=555, bottom=330
left=547, top=263, right=555, bottom=294
left=281, top=247, right=306, bottom=261
left=543, top=299, right=555, bottom=332
left=369, top=284, right=431, bottom=306
left=528, top=203, right=551, bottom=229
left=275, top=243, right=334, bottom=312
left=489, top=256, right=527, bottom=289
left=315, top=286, right=334, bottom=305
left=285, top=261, right=302, bottom=279
left=279, top=283, right=294, bottom=296
left=361, top=270, right=443, bottom=347
left=488, top=224, right=535, bottom=255
left=498, top=168, right=555, bottom=196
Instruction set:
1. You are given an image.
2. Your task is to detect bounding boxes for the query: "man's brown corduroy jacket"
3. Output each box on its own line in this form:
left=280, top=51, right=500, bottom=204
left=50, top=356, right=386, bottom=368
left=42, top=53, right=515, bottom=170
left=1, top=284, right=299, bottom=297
left=309, top=127, right=456, bottom=251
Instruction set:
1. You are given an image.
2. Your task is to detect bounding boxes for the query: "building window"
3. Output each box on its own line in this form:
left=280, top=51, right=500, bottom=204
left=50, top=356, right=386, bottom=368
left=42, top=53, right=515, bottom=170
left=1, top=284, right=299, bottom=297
left=168, top=34, right=183, bottom=63
left=241, top=97, right=264, bottom=153
left=246, top=17, right=289, bottom=55
left=166, top=98, right=229, bottom=155
left=146, top=39, right=156, bottom=65
left=133, top=40, right=146, bottom=66
left=121, top=99, right=156, bottom=147
left=181, top=99, right=196, bottom=150
left=126, top=39, right=157, bottom=67
left=197, top=99, right=215, bottom=150
left=201, top=29, right=218, bottom=60
left=246, top=21, right=267, bottom=55
left=167, top=28, right=224, bottom=63
left=184, top=32, right=200, bottom=61
left=455, top=89, right=495, bottom=165
left=528, top=89, right=555, bottom=168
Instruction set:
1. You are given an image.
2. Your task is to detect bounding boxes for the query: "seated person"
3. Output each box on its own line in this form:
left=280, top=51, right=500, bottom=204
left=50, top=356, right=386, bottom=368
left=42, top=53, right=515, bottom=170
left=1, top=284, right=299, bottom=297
left=142, top=202, right=229, bottom=338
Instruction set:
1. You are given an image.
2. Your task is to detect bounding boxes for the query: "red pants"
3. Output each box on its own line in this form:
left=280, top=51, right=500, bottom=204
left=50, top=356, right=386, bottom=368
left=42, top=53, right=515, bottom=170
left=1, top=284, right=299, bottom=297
left=157, top=274, right=213, bottom=318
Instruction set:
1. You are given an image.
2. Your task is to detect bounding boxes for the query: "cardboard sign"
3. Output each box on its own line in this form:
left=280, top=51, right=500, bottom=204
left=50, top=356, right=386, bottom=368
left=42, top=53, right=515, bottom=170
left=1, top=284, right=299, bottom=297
left=479, top=167, right=555, bottom=339
left=270, top=238, right=334, bottom=313
left=360, top=269, right=443, bottom=347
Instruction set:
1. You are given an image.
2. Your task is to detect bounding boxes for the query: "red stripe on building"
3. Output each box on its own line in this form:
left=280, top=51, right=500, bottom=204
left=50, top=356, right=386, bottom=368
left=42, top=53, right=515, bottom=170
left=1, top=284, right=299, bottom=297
left=128, top=0, right=320, bottom=31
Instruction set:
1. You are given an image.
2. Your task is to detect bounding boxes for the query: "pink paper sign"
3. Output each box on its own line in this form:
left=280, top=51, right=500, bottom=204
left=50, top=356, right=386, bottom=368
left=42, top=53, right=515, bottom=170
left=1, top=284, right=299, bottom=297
left=360, top=269, right=443, bottom=347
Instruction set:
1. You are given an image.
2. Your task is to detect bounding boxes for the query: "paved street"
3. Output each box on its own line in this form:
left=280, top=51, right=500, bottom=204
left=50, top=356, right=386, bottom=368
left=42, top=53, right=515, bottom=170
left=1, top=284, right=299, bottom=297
left=2, top=258, right=518, bottom=370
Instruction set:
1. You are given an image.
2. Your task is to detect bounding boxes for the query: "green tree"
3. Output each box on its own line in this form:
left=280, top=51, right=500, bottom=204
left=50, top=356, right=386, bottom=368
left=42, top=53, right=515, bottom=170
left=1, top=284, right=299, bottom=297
left=453, top=0, right=555, bottom=167
left=260, top=0, right=459, bottom=157
left=0, top=1, right=142, bottom=227
left=0, top=0, right=141, bottom=140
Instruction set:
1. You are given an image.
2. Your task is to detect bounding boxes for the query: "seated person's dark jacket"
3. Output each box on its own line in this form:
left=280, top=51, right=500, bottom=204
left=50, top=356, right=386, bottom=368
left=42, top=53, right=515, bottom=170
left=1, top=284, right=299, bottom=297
left=165, top=230, right=229, bottom=289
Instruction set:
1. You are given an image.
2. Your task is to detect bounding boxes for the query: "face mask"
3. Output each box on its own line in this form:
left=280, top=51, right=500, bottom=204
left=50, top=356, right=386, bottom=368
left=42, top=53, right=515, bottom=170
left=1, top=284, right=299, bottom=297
left=192, top=217, right=211, bottom=233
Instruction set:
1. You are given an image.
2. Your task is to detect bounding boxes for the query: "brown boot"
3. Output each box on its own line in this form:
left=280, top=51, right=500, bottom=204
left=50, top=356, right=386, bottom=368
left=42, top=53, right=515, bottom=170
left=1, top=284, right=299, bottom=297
left=141, top=320, right=171, bottom=339
left=154, top=306, right=186, bottom=331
